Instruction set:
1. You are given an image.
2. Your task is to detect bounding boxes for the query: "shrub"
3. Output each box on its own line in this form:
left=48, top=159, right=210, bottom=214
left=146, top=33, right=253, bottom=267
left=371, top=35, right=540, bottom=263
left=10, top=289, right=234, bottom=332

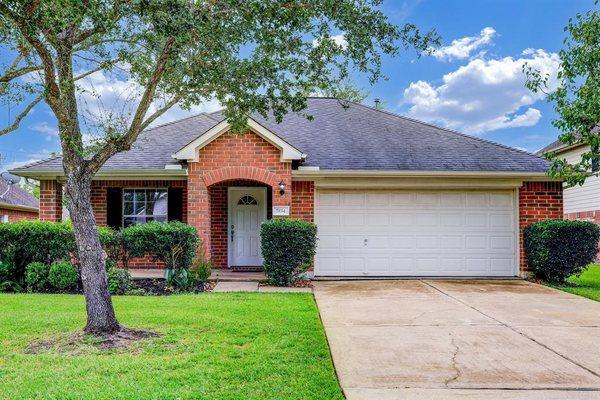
left=106, top=267, right=132, bottom=295
left=48, top=261, right=79, bottom=290
left=0, top=221, right=75, bottom=284
left=0, top=261, right=23, bottom=293
left=122, top=222, right=199, bottom=289
left=25, top=262, right=50, bottom=292
left=0, top=221, right=111, bottom=284
left=260, top=218, right=317, bottom=286
left=524, top=219, right=600, bottom=283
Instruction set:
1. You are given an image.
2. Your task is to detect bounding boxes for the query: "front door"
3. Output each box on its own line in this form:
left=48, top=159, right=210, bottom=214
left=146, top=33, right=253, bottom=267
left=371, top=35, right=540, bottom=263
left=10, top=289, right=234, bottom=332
left=228, top=187, right=267, bottom=267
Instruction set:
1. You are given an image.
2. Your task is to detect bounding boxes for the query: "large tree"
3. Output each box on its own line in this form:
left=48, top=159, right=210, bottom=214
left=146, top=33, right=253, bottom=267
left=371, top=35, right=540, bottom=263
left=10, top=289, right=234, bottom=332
left=0, top=0, right=436, bottom=334
left=525, top=4, right=600, bottom=186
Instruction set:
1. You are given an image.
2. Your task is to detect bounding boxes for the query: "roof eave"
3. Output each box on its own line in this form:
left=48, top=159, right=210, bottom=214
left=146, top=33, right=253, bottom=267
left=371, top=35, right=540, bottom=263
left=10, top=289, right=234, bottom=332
left=9, top=168, right=188, bottom=181
left=0, top=202, right=39, bottom=213
left=292, top=169, right=557, bottom=180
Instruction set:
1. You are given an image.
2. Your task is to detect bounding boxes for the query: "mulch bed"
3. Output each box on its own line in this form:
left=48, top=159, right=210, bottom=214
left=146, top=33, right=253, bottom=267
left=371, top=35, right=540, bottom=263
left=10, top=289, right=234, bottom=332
left=133, top=279, right=214, bottom=295
left=259, top=279, right=312, bottom=288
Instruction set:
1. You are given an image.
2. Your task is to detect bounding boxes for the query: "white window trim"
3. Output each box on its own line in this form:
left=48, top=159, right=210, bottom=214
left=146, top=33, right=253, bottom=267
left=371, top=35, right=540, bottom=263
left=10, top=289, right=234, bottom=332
left=122, top=188, right=168, bottom=227
left=1, top=215, right=8, bottom=223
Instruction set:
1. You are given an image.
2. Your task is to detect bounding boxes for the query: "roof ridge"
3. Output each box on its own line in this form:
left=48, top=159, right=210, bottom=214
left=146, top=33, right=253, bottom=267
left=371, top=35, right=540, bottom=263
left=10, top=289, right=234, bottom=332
left=344, top=99, right=547, bottom=161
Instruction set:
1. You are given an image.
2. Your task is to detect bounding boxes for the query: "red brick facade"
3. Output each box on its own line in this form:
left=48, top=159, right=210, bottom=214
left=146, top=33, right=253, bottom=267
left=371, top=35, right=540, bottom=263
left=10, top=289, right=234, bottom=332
left=37, top=143, right=564, bottom=274
left=291, top=181, right=314, bottom=222
left=518, top=181, right=564, bottom=274
left=188, top=131, right=292, bottom=264
left=0, top=207, right=38, bottom=222
left=40, top=180, right=62, bottom=222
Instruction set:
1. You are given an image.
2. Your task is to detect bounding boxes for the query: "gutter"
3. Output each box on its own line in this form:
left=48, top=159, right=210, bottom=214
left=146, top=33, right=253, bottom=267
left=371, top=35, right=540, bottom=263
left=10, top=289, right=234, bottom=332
left=9, top=168, right=188, bottom=181
left=0, top=202, right=39, bottom=213
left=291, top=169, right=558, bottom=180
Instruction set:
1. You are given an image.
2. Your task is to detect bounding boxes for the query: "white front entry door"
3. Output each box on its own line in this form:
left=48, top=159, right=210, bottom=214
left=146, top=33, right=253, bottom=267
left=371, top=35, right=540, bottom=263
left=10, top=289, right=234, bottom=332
left=228, top=187, right=267, bottom=267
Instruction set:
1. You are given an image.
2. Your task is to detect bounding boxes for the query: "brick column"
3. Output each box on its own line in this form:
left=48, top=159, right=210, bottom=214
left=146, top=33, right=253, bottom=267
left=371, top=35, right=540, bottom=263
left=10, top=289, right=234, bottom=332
left=39, top=180, right=62, bottom=222
left=291, top=181, right=314, bottom=222
left=187, top=162, right=211, bottom=258
left=518, top=181, right=563, bottom=274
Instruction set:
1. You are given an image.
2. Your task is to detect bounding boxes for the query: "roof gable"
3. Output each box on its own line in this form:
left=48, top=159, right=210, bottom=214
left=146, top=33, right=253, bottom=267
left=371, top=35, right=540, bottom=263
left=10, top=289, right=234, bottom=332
left=173, top=117, right=304, bottom=162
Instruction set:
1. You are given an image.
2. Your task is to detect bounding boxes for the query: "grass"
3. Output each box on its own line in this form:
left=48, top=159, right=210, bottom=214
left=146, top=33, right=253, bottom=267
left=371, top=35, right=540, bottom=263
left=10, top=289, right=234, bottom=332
left=0, top=293, right=344, bottom=400
left=556, top=264, right=600, bottom=302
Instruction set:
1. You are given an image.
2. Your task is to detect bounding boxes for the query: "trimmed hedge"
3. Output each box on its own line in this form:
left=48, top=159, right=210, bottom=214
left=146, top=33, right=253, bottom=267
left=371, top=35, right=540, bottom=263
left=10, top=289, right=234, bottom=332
left=524, top=219, right=600, bottom=283
left=122, top=220, right=199, bottom=273
left=260, top=218, right=317, bottom=286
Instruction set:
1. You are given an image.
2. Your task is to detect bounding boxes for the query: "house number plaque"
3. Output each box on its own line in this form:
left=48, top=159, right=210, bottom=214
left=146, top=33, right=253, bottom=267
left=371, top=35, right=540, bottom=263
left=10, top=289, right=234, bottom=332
left=272, top=206, right=290, bottom=216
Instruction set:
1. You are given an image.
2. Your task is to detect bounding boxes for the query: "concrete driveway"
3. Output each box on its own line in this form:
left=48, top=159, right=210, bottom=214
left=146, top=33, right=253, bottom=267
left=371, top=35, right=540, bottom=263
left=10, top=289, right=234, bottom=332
left=313, top=280, right=600, bottom=399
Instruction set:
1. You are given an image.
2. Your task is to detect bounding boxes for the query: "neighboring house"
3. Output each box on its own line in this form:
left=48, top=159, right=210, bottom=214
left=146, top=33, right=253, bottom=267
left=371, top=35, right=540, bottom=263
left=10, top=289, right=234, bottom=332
left=538, top=140, right=600, bottom=224
left=11, top=98, right=562, bottom=278
left=0, top=178, right=39, bottom=222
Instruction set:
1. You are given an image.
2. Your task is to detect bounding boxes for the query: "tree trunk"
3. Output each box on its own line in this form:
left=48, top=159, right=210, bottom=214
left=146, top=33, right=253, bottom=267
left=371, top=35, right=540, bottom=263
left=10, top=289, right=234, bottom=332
left=65, top=174, right=120, bottom=334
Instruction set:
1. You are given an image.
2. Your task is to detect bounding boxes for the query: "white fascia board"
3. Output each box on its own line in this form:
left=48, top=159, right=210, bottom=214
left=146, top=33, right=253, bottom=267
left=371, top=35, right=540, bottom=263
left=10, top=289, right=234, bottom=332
left=291, top=169, right=556, bottom=180
left=0, top=202, right=39, bottom=213
left=9, top=168, right=188, bottom=181
left=172, top=117, right=304, bottom=162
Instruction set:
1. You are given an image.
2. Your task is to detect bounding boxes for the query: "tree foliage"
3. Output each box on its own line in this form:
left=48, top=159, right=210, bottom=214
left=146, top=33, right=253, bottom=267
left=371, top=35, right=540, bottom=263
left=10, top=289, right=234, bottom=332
left=525, top=3, right=600, bottom=186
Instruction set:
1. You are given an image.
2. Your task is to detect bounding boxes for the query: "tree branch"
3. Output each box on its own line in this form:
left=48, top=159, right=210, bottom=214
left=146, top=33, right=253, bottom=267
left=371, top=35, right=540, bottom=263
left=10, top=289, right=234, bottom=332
left=87, top=37, right=176, bottom=172
left=139, top=94, right=182, bottom=131
left=0, top=64, right=43, bottom=83
left=0, top=95, right=42, bottom=136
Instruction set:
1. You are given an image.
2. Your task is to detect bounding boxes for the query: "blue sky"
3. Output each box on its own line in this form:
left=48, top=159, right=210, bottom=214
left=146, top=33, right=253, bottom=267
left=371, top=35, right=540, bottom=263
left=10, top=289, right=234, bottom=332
left=0, top=0, right=595, bottom=172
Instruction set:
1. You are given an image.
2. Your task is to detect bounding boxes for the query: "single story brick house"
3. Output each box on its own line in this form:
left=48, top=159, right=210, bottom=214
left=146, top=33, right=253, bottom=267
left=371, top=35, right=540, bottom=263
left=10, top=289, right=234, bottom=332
left=0, top=178, right=39, bottom=222
left=11, top=98, right=562, bottom=277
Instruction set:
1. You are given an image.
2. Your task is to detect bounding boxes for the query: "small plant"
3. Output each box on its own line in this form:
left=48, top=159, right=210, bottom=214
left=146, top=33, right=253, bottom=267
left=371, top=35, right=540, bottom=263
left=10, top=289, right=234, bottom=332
left=524, top=219, right=600, bottom=284
left=48, top=261, right=79, bottom=290
left=25, top=262, right=50, bottom=292
left=260, top=218, right=317, bottom=286
left=186, top=249, right=212, bottom=290
left=106, top=267, right=133, bottom=295
left=0, top=261, right=23, bottom=293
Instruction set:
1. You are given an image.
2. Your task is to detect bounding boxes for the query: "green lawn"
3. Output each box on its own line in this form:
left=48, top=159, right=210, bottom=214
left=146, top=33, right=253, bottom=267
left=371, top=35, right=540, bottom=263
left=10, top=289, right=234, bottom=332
left=557, top=264, right=600, bottom=302
left=0, top=293, right=344, bottom=400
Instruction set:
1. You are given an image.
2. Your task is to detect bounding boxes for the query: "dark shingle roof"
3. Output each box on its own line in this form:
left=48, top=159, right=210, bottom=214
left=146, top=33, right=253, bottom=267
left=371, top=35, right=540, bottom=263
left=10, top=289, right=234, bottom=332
left=0, top=179, right=39, bottom=209
left=12, top=97, right=549, bottom=174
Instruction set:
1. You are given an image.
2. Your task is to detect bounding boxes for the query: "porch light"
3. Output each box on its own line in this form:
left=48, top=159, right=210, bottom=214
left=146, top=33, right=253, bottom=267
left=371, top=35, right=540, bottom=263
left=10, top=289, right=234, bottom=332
left=278, top=180, right=286, bottom=196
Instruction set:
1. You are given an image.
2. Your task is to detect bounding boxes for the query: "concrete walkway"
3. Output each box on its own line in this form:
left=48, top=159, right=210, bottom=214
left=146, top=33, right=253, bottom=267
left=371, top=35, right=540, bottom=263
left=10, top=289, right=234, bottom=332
left=313, top=280, right=600, bottom=400
left=212, top=281, right=311, bottom=292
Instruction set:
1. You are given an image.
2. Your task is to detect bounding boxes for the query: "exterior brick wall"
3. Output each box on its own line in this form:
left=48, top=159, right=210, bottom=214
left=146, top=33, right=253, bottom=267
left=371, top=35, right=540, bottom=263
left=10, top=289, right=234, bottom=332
left=0, top=207, right=38, bottom=222
left=291, top=181, right=314, bottom=222
left=39, top=180, right=62, bottom=222
left=90, top=180, right=187, bottom=226
left=519, top=181, right=564, bottom=274
left=188, top=131, right=292, bottom=264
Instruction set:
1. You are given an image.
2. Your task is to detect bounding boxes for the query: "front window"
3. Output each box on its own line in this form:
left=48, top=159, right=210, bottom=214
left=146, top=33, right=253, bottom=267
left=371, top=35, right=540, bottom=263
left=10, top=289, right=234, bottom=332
left=123, top=189, right=168, bottom=227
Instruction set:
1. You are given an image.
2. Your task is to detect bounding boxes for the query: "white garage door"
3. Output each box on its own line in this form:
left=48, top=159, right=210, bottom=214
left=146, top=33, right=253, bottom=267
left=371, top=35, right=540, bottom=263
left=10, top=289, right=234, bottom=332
left=315, top=189, right=518, bottom=277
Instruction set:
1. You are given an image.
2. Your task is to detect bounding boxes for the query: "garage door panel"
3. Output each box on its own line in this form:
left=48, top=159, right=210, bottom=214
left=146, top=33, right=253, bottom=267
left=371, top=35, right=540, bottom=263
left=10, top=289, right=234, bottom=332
left=315, top=189, right=518, bottom=277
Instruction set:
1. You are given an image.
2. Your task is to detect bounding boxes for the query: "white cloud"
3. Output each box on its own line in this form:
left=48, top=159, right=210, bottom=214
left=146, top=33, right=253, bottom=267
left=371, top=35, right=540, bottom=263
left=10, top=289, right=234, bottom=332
left=30, top=122, right=58, bottom=137
left=430, top=27, right=496, bottom=62
left=402, top=49, right=560, bottom=134
left=312, top=34, right=347, bottom=50
left=76, top=70, right=221, bottom=134
left=1, top=149, right=56, bottom=172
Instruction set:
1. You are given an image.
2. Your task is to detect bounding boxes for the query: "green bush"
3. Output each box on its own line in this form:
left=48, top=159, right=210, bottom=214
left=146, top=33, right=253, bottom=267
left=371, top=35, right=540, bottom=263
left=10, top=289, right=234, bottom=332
left=0, top=261, right=23, bottom=293
left=0, top=221, right=75, bottom=285
left=48, top=261, right=79, bottom=290
left=122, top=222, right=199, bottom=289
left=106, top=267, right=132, bottom=295
left=0, top=221, right=112, bottom=286
left=260, top=218, right=317, bottom=286
left=25, top=262, right=50, bottom=292
left=524, top=219, right=600, bottom=283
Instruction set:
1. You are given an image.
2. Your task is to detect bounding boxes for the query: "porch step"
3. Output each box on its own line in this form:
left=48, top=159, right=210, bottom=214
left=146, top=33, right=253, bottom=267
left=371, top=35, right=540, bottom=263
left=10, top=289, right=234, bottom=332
left=210, top=270, right=267, bottom=282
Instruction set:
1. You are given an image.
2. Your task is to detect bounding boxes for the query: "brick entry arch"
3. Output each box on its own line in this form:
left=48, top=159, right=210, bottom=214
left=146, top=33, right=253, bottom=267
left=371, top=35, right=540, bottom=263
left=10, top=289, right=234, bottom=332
left=187, top=131, right=292, bottom=265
